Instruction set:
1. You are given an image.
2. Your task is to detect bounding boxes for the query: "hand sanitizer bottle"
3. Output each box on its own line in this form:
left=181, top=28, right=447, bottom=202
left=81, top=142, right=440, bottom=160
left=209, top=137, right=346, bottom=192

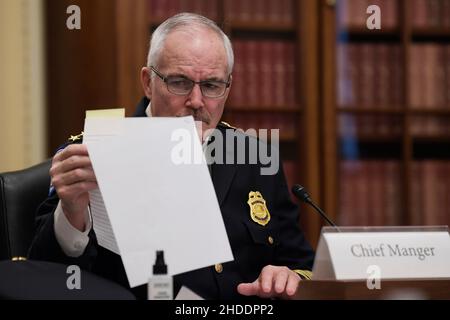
left=148, top=250, right=173, bottom=300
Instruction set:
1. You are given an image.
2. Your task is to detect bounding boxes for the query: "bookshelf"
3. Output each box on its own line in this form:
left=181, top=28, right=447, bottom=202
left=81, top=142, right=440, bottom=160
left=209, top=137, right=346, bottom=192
left=47, top=0, right=450, bottom=246
left=321, top=0, right=450, bottom=231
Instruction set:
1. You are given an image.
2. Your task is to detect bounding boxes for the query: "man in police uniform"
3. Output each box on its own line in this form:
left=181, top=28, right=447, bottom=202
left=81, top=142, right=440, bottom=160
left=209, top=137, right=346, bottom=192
left=28, top=13, right=314, bottom=299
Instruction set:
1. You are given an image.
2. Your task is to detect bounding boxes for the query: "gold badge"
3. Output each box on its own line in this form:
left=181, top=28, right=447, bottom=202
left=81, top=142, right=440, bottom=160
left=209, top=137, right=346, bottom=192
left=247, top=191, right=271, bottom=226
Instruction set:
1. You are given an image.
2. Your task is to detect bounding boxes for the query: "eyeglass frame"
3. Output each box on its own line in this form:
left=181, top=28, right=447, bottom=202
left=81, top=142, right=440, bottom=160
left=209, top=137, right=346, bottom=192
left=149, top=66, right=231, bottom=98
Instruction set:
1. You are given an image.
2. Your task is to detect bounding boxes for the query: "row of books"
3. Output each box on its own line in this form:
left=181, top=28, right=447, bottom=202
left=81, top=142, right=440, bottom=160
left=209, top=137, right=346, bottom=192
left=410, top=117, right=450, bottom=137
left=223, top=113, right=297, bottom=141
left=147, top=0, right=295, bottom=24
left=338, top=0, right=398, bottom=29
left=337, top=44, right=403, bottom=109
left=409, top=44, right=450, bottom=109
left=229, top=40, right=297, bottom=108
left=412, top=0, right=450, bottom=29
left=223, top=0, right=294, bottom=25
left=339, top=160, right=402, bottom=226
left=410, top=160, right=450, bottom=227
left=339, top=115, right=403, bottom=138
left=148, top=0, right=219, bottom=22
left=339, top=115, right=450, bottom=138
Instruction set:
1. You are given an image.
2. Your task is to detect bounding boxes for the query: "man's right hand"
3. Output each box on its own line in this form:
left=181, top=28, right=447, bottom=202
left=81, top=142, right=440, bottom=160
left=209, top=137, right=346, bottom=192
left=50, top=144, right=97, bottom=231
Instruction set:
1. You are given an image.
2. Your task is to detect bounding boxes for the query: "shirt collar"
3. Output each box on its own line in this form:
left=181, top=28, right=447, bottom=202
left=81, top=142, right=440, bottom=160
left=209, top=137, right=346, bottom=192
left=145, top=101, right=152, bottom=117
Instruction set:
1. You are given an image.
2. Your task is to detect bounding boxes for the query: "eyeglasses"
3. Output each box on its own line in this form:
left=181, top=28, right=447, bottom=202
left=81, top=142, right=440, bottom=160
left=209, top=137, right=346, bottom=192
left=150, top=66, right=231, bottom=98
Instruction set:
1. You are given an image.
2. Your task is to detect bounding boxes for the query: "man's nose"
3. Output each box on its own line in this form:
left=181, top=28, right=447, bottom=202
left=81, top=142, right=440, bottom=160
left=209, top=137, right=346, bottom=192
left=187, top=83, right=204, bottom=109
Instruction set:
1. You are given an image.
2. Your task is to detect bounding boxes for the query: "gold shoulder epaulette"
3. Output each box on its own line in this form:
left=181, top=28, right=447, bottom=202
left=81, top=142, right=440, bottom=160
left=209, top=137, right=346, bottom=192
left=220, top=121, right=236, bottom=129
left=67, top=132, right=84, bottom=143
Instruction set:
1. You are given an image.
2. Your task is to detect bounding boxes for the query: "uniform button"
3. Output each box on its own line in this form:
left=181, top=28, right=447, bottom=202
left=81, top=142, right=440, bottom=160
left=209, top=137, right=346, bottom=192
left=268, top=236, right=274, bottom=245
left=215, top=263, right=223, bottom=273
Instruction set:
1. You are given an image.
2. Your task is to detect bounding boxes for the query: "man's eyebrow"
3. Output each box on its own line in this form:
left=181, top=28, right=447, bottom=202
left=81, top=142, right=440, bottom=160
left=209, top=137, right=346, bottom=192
left=203, top=76, right=223, bottom=81
left=166, top=73, right=189, bottom=78
left=201, top=76, right=229, bottom=82
left=166, top=72, right=226, bottom=82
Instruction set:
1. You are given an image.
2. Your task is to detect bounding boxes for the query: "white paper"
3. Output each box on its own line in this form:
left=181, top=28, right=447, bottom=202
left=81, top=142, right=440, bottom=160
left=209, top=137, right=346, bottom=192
left=88, top=189, right=120, bottom=254
left=83, top=117, right=234, bottom=288
left=175, top=286, right=204, bottom=300
left=83, top=119, right=123, bottom=254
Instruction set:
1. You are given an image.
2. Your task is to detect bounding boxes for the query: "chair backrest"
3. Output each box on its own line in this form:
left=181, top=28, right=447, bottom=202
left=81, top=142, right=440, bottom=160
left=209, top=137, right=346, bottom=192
left=0, top=160, right=51, bottom=259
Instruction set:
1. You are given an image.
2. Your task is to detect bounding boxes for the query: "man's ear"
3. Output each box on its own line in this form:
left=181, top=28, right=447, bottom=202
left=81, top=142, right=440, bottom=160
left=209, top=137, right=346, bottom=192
left=140, top=67, right=152, bottom=99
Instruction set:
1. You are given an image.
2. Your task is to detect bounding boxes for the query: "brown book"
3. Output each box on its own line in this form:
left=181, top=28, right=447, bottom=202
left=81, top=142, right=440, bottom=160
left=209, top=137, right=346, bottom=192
left=368, top=161, right=384, bottom=226
left=447, top=46, right=450, bottom=108
left=437, top=161, right=448, bottom=225
left=422, top=161, right=439, bottom=225
left=447, top=163, right=450, bottom=227
left=349, top=0, right=368, bottom=28
left=428, top=0, right=442, bottom=28
left=391, top=45, right=403, bottom=108
left=359, top=44, right=375, bottom=108
left=410, top=161, right=423, bottom=225
left=240, top=0, right=252, bottom=22
left=254, top=0, right=265, bottom=22
left=382, top=0, right=398, bottom=29
left=385, top=161, right=401, bottom=226
left=285, top=42, right=297, bottom=107
left=268, top=0, right=282, bottom=23
left=347, top=44, right=360, bottom=108
left=282, top=0, right=294, bottom=24
left=412, top=0, right=428, bottom=28
left=409, top=45, right=424, bottom=109
left=337, top=44, right=348, bottom=107
left=204, top=0, right=218, bottom=21
left=224, top=0, right=235, bottom=21
left=443, top=0, right=450, bottom=28
left=436, top=45, right=447, bottom=108
left=260, top=41, right=273, bottom=108
left=229, top=40, right=245, bottom=107
left=273, top=41, right=286, bottom=107
left=338, top=160, right=355, bottom=226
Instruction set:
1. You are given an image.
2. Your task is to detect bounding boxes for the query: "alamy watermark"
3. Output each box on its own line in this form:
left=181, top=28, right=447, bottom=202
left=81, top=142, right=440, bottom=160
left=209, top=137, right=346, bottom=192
left=66, top=5, right=81, bottom=30
left=366, top=265, right=381, bottom=290
left=171, top=124, right=280, bottom=176
left=366, top=4, right=381, bottom=30
left=66, top=265, right=81, bottom=290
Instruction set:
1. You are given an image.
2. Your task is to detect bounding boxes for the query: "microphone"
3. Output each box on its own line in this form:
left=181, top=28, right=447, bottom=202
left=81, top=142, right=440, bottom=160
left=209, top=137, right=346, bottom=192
left=291, top=184, right=339, bottom=229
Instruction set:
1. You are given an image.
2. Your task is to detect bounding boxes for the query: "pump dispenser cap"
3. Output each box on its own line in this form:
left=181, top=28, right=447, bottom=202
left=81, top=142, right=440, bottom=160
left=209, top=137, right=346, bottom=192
left=153, top=250, right=167, bottom=275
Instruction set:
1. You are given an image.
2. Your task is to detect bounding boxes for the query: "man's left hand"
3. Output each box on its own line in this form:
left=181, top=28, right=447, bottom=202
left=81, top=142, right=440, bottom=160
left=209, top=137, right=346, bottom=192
left=237, top=265, right=300, bottom=299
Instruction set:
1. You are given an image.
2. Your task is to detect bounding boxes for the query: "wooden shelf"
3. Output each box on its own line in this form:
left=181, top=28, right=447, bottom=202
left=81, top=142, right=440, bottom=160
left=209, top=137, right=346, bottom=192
left=337, top=107, right=404, bottom=115
left=409, top=108, right=450, bottom=116
left=228, top=21, right=296, bottom=33
left=340, top=134, right=403, bottom=143
left=411, top=28, right=450, bottom=41
left=242, top=133, right=296, bottom=143
left=341, top=26, right=400, bottom=36
left=412, top=135, right=450, bottom=143
left=225, top=106, right=301, bottom=113
left=338, top=27, right=401, bottom=42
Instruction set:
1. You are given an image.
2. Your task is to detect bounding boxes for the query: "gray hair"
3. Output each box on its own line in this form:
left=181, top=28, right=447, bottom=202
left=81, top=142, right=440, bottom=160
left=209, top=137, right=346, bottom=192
left=147, top=13, right=234, bottom=75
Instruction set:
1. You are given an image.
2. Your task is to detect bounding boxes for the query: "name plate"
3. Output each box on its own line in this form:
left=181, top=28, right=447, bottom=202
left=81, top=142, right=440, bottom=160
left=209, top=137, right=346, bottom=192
left=312, top=226, right=450, bottom=280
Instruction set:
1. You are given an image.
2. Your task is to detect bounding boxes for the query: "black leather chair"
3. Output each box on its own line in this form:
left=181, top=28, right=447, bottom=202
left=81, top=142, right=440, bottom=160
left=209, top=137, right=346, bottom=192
left=0, top=161, right=137, bottom=299
left=0, top=160, right=51, bottom=260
